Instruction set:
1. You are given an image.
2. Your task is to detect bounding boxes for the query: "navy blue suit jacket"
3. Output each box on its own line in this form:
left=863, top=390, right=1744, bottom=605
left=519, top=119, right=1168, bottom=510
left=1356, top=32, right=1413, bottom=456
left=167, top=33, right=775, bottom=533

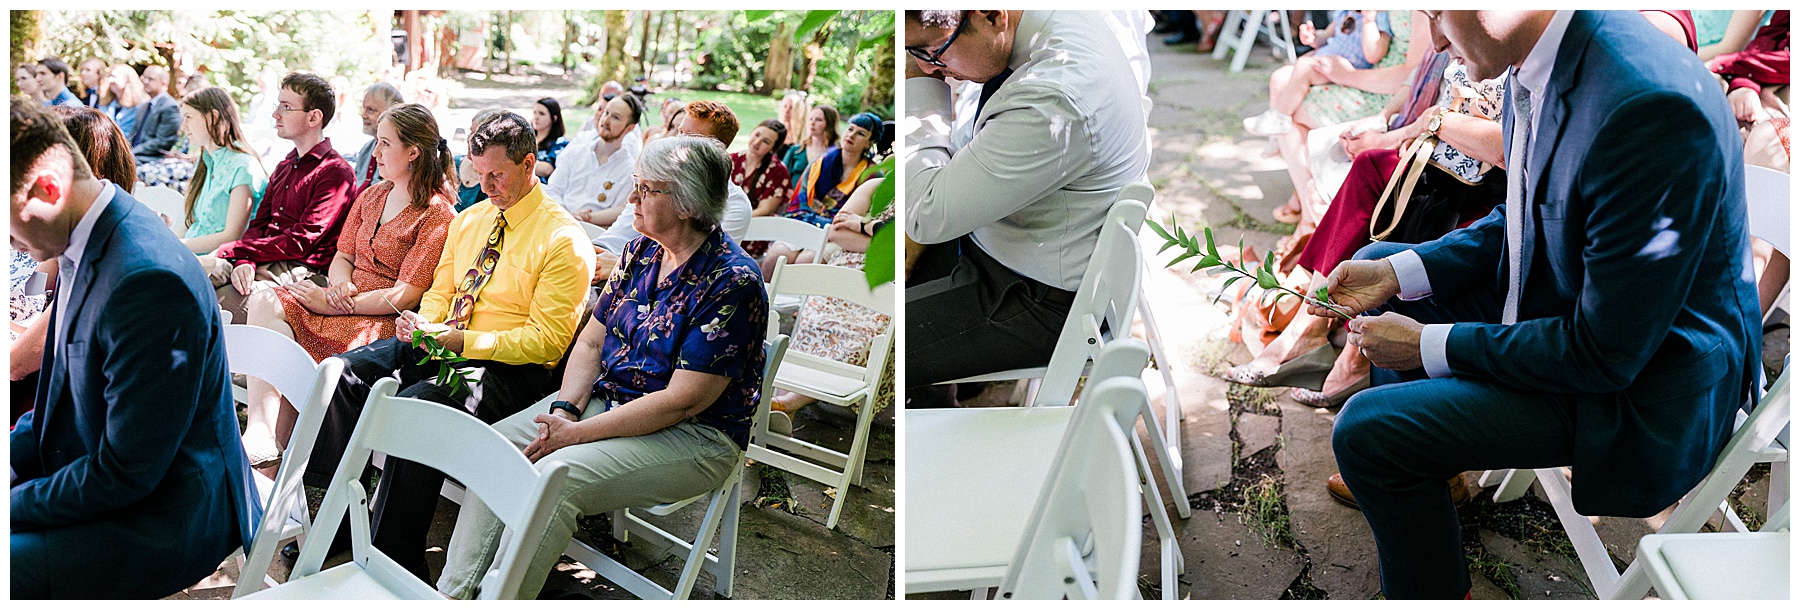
left=1410, top=11, right=1761, bottom=517
left=10, top=187, right=262, bottom=597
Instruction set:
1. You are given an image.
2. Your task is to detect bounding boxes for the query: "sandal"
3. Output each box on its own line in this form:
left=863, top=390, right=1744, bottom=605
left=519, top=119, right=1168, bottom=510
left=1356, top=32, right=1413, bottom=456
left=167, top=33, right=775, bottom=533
left=1272, top=201, right=1303, bottom=224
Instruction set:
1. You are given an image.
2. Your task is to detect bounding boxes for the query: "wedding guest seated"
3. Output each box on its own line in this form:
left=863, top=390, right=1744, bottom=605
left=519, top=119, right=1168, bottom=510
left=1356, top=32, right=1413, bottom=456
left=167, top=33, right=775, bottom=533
left=77, top=58, right=105, bottom=107
left=303, top=110, right=594, bottom=581
left=590, top=100, right=753, bottom=278
left=175, top=87, right=267, bottom=255
left=738, top=119, right=794, bottom=217
left=238, top=103, right=454, bottom=473
left=346, top=82, right=405, bottom=199
left=199, top=72, right=354, bottom=323
left=34, top=58, right=82, bottom=108
left=544, top=94, right=643, bottom=227
left=436, top=135, right=766, bottom=600
left=782, top=104, right=839, bottom=187
left=10, top=98, right=260, bottom=600
left=15, top=63, right=45, bottom=105
left=642, top=97, right=683, bottom=145
left=131, top=66, right=187, bottom=188
left=766, top=111, right=883, bottom=273
left=454, top=108, right=504, bottom=212
left=1243, top=11, right=1396, bottom=136
left=1709, top=10, right=1788, bottom=128
left=531, top=97, right=569, bottom=183
left=96, top=64, right=150, bottom=142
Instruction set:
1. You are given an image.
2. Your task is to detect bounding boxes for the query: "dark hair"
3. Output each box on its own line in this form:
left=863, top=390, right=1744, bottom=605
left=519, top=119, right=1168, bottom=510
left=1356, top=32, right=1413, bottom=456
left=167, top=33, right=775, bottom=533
left=613, top=93, right=644, bottom=126
left=37, top=57, right=71, bottom=79
left=535, top=97, right=566, bottom=150
left=810, top=104, right=841, bottom=149
left=280, top=72, right=336, bottom=127
left=744, top=118, right=788, bottom=189
left=52, top=106, right=135, bottom=192
left=380, top=103, right=455, bottom=209
left=11, top=98, right=93, bottom=199
left=180, top=87, right=260, bottom=225
left=906, top=11, right=962, bottom=29
left=683, top=100, right=740, bottom=147
left=468, top=111, right=537, bottom=165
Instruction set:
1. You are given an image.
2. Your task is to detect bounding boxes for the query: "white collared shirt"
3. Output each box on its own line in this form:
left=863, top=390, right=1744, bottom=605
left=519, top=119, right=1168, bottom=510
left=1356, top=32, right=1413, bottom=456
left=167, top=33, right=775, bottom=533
left=1391, top=10, right=1572, bottom=379
left=543, top=126, right=641, bottom=215
left=55, top=180, right=117, bottom=335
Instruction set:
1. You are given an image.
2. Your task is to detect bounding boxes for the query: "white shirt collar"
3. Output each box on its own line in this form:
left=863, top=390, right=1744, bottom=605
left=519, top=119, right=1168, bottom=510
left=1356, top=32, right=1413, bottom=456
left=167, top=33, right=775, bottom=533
left=61, top=180, right=116, bottom=271
left=1515, top=10, right=1574, bottom=99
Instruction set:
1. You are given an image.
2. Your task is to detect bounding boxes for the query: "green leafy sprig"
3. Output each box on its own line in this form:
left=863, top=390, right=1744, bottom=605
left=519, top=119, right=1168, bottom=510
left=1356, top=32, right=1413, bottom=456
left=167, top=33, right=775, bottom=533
left=1145, top=217, right=1355, bottom=320
left=412, top=330, right=475, bottom=396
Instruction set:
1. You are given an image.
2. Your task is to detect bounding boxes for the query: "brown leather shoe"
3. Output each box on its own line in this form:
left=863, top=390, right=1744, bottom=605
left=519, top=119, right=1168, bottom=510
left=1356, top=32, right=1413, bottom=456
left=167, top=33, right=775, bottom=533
left=1326, top=473, right=1473, bottom=511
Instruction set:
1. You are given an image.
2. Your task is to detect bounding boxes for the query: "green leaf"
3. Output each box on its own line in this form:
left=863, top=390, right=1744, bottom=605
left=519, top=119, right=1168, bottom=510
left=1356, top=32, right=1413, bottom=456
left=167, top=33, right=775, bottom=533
left=864, top=224, right=896, bottom=288
left=869, top=176, right=894, bottom=218
left=794, top=10, right=837, bottom=42
left=1146, top=218, right=1174, bottom=242
left=1202, top=227, right=1220, bottom=258
left=1169, top=251, right=1196, bottom=268
left=1256, top=264, right=1279, bottom=290
left=745, top=10, right=777, bottom=22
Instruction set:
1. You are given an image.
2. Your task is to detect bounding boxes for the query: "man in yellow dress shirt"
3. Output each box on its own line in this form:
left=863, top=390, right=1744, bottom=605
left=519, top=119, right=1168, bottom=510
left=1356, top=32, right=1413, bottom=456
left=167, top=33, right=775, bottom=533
left=303, top=111, right=595, bottom=579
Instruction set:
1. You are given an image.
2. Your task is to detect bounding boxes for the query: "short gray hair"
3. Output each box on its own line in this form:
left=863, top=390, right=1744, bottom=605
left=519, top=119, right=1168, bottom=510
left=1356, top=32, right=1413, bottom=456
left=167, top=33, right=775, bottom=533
left=364, top=81, right=404, bottom=107
left=637, top=135, right=730, bottom=230
left=468, top=111, right=536, bottom=164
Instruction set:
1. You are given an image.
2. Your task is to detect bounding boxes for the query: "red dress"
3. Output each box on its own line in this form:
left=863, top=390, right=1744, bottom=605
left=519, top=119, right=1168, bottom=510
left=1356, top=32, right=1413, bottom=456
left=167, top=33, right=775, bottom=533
left=274, top=182, right=454, bottom=361
left=730, top=151, right=793, bottom=257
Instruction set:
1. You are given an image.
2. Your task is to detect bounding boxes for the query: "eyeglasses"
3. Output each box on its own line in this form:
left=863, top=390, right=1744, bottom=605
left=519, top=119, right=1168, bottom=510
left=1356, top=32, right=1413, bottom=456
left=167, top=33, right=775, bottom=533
left=905, top=10, right=970, bottom=68
left=630, top=176, right=672, bottom=199
left=274, top=102, right=311, bottom=114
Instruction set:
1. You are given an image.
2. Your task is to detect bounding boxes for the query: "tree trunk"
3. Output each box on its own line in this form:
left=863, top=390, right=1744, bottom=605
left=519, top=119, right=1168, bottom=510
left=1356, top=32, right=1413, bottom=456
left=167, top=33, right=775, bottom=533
left=11, top=10, right=42, bottom=90
left=762, top=21, right=792, bottom=95
left=401, top=10, right=423, bottom=74
left=859, top=29, right=894, bottom=114
left=587, top=9, right=631, bottom=103
left=799, top=22, right=831, bottom=93
left=561, top=11, right=577, bottom=71
left=636, top=10, right=653, bottom=78
left=502, top=11, right=514, bottom=74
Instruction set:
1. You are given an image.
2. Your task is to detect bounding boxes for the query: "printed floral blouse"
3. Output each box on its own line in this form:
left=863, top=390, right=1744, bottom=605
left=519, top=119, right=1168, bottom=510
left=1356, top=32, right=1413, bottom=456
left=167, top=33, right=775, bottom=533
left=589, top=228, right=768, bottom=448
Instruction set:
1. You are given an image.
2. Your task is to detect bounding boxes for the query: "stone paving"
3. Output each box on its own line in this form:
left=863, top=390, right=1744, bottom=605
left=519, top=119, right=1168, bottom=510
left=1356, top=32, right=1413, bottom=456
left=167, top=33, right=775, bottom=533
left=168, top=66, right=894, bottom=600
left=914, top=30, right=1784, bottom=601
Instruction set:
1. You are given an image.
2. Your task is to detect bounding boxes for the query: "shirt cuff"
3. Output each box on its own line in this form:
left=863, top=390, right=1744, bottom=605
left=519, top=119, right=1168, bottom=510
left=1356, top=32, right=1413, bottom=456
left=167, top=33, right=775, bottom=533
left=1387, top=249, right=1434, bottom=301
left=1420, top=323, right=1454, bottom=378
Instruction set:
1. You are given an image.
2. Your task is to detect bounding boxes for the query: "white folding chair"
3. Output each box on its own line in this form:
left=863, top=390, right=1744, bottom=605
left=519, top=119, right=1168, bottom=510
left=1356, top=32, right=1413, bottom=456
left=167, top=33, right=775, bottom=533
left=1212, top=10, right=1297, bottom=72
left=226, top=326, right=345, bottom=597
left=744, top=215, right=828, bottom=255
left=241, top=378, right=571, bottom=600
left=577, top=221, right=607, bottom=241
left=997, top=377, right=1146, bottom=601
left=135, top=184, right=187, bottom=236
left=1637, top=502, right=1789, bottom=600
left=563, top=336, right=790, bottom=599
left=908, top=340, right=1172, bottom=599
left=749, top=261, right=894, bottom=529
left=1746, top=165, right=1790, bottom=329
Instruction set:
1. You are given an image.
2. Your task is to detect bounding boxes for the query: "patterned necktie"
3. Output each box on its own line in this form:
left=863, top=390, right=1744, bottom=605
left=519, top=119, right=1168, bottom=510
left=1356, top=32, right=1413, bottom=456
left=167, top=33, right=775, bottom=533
left=447, top=211, right=507, bottom=329
left=362, top=156, right=378, bottom=188
left=1501, top=78, right=1533, bottom=325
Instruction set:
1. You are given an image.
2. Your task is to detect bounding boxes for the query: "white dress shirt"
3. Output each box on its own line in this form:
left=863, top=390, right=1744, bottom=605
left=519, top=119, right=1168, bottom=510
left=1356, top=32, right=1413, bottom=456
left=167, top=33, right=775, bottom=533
left=543, top=126, right=641, bottom=215
left=592, top=181, right=752, bottom=254
left=55, top=181, right=116, bottom=335
left=1389, top=10, right=1573, bottom=378
left=903, top=10, right=1151, bottom=292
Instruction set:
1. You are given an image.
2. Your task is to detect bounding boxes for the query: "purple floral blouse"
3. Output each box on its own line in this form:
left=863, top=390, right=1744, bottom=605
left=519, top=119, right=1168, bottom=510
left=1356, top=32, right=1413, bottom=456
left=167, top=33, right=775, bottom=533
left=590, top=228, right=768, bottom=448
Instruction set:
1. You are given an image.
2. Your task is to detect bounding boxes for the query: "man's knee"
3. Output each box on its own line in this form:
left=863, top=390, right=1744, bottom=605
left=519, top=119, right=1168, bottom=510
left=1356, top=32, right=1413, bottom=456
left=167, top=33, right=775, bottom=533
left=1331, top=387, right=1402, bottom=464
left=1353, top=240, right=1413, bottom=262
left=11, top=530, right=51, bottom=597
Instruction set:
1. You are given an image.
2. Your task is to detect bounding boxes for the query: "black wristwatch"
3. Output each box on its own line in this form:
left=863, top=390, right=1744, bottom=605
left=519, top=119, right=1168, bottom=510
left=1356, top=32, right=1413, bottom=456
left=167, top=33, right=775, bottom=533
left=549, top=400, right=581, bottom=418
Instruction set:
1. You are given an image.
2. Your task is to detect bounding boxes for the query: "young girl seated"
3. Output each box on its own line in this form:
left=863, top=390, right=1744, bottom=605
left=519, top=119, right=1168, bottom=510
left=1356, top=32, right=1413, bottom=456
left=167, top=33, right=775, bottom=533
left=177, top=87, right=267, bottom=255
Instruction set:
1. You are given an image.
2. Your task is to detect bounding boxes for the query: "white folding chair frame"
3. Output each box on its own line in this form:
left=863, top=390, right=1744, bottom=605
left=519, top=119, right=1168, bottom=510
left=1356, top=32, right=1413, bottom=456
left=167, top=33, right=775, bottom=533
left=242, top=378, right=570, bottom=600
left=750, top=261, right=893, bottom=530
left=1212, top=10, right=1297, bottom=73
left=135, top=184, right=188, bottom=236
left=1636, top=503, right=1789, bottom=600
left=562, top=336, right=790, bottom=600
left=227, top=326, right=344, bottom=597
left=577, top=221, right=607, bottom=241
left=744, top=215, right=829, bottom=255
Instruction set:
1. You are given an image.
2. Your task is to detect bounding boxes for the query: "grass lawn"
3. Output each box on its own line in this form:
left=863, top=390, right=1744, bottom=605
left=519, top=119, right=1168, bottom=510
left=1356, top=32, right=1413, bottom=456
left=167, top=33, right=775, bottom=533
left=559, top=87, right=779, bottom=154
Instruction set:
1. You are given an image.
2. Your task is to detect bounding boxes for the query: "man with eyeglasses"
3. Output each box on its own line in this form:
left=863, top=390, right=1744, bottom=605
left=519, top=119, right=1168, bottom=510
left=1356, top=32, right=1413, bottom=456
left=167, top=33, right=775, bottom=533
left=303, top=110, right=596, bottom=580
left=902, top=10, right=1150, bottom=403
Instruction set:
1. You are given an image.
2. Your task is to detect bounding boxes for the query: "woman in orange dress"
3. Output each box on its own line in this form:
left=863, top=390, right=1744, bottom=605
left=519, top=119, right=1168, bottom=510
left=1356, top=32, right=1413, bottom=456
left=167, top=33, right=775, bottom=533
left=238, top=103, right=455, bottom=472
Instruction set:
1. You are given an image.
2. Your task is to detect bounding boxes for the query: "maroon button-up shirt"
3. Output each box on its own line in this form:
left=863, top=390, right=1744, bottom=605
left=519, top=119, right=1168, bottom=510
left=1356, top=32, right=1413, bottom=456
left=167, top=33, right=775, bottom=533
left=215, top=138, right=355, bottom=269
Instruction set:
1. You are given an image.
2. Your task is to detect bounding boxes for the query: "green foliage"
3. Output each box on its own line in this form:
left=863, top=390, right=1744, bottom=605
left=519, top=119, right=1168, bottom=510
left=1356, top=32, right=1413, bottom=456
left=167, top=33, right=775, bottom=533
left=35, top=11, right=389, bottom=109
left=412, top=330, right=475, bottom=396
left=695, top=10, right=893, bottom=118
left=1146, top=218, right=1354, bottom=319
left=863, top=156, right=896, bottom=287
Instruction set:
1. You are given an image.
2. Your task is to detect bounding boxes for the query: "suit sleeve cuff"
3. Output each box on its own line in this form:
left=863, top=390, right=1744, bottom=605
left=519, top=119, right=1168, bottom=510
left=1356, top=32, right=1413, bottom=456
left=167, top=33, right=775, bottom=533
left=1420, top=323, right=1453, bottom=378
left=1387, top=249, right=1434, bottom=301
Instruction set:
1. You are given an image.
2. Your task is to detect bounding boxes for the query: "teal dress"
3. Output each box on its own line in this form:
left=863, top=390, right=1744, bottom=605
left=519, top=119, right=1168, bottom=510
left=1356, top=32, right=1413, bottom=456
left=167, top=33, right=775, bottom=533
left=187, top=147, right=267, bottom=244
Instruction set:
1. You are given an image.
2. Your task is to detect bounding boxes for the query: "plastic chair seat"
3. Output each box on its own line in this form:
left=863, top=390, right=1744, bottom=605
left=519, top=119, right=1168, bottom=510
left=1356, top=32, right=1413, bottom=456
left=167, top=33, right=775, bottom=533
left=240, top=559, right=437, bottom=600
left=906, top=407, right=1069, bottom=588
left=773, top=360, right=870, bottom=404
left=1638, top=531, right=1789, bottom=600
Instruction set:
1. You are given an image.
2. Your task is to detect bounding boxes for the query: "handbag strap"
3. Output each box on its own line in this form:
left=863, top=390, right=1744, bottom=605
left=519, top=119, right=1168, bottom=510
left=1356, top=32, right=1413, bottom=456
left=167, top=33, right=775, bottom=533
left=1369, top=134, right=1437, bottom=242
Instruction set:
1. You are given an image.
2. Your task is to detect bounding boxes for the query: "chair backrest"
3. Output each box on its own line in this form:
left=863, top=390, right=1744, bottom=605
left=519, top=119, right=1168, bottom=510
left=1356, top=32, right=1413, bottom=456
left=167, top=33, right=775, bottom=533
left=1745, top=165, right=1789, bottom=257
left=1664, top=365, right=1790, bottom=537
left=764, top=260, right=895, bottom=386
left=1032, top=197, right=1149, bottom=406
left=748, top=335, right=792, bottom=447
left=999, top=340, right=1152, bottom=600
left=136, top=184, right=187, bottom=235
left=745, top=216, right=828, bottom=254
left=578, top=221, right=607, bottom=241
left=292, top=378, right=570, bottom=600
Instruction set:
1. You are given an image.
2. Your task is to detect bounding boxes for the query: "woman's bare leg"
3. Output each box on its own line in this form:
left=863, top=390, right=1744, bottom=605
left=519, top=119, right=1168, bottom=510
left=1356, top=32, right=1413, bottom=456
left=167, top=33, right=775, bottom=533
left=244, top=289, right=301, bottom=478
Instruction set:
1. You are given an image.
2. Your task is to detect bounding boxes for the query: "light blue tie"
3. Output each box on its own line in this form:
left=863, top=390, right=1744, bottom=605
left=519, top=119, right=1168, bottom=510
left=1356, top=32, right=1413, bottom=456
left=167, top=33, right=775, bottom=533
left=1502, top=79, right=1532, bottom=325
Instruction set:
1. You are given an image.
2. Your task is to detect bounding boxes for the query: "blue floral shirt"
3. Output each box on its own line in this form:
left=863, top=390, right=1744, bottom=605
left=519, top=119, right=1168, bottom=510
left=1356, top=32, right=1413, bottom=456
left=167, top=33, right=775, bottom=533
left=591, top=228, right=767, bottom=448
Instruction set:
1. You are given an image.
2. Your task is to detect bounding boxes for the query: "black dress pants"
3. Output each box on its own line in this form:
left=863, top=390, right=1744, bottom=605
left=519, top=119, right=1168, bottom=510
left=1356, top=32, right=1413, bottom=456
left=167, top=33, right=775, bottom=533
left=905, top=237, right=1075, bottom=404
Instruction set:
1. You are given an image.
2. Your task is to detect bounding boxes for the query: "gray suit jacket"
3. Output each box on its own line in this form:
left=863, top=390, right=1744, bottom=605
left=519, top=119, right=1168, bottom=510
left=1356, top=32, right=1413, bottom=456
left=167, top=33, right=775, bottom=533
left=131, top=92, right=181, bottom=162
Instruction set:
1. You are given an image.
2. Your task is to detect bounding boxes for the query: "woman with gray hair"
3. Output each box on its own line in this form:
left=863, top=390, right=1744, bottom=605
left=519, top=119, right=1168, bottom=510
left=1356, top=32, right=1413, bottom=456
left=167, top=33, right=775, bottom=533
left=435, top=135, right=768, bottom=599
